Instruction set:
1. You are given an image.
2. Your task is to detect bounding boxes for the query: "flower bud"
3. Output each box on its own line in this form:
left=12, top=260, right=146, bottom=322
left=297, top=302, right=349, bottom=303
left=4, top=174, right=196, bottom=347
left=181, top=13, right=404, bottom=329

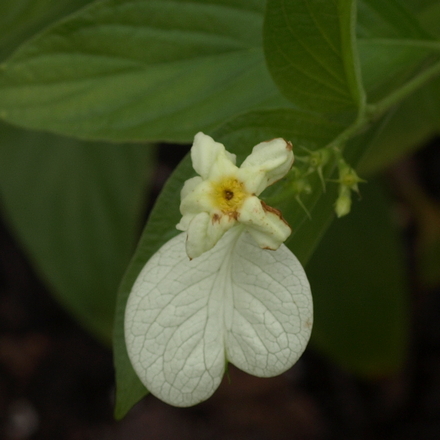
left=335, top=185, right=352, bottom=218
left=337, top=159, right=365, bottom=193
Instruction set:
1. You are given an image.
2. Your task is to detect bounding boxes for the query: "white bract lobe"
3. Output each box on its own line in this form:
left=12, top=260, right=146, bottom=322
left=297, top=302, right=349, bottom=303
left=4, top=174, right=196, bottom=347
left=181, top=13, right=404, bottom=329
left=125, top=133, right=313, bottom=407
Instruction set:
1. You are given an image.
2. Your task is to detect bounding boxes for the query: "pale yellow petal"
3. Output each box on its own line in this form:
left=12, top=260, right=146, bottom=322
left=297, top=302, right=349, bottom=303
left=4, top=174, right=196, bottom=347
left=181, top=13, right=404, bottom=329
left=180, top=180, right=214, bottom=216
left=185, top=212, right=235, bottom=259
left=191, top=133, right=233, bottom=179
left=180, top=176, right=203, bottom=200
left=240, top=138, right=294, bottom=195
left=238, top=197, right=291, bottom=250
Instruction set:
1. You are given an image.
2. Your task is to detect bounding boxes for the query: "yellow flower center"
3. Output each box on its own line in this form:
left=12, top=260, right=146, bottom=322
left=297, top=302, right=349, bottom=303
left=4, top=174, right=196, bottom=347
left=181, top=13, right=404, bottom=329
left=210, top=176, right=248, bottom=213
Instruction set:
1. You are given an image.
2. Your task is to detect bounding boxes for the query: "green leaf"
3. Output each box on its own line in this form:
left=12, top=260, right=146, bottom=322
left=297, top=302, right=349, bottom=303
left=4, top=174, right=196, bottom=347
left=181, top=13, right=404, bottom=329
left=353, top=0, right=440, bottom=172
left=417, top=1, right=440, bottom=38
left=114, top=108, right=343, bottom=416
left=263, top=0, right=365, bottom=120
left=307, top=179, right=409, bottom=376
left=358, top=39, right=440, bottom=103
left=0, top=0, right=291, bottom=143
left=0, top=121, right=153, bottom=343
left=220, top=121, right=410, bottom=380
left=357, top=0, right=440, bottom=103
left=357, top=0, right=433, bottom=39
left=113, top=106, right=388, bottom=416
left=213, top=108, right=345, bottom=157
left=394, top=0, right=439, bottom=16
left=0, top=0, right=93, bottom=61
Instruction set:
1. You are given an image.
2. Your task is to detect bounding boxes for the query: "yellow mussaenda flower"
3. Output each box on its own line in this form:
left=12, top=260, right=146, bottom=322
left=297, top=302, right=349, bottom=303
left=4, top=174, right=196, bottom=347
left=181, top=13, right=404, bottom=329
left=176, top=132, right=294, bottom=259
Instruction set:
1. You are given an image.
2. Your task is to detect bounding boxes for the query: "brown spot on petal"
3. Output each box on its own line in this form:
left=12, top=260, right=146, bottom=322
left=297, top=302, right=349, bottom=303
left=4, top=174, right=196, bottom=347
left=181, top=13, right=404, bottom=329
left=212, top=213, right=221, bottom=224
left=261, top=201, right=291, bottom=230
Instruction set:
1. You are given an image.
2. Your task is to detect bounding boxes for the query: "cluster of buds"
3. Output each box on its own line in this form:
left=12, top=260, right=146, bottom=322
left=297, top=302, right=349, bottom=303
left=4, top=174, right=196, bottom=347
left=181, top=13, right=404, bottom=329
left=284, top=146, right=332, bottom=217
left=291, top=147, right=364, bottom=219
left=299, top=147, right=332, bottom=191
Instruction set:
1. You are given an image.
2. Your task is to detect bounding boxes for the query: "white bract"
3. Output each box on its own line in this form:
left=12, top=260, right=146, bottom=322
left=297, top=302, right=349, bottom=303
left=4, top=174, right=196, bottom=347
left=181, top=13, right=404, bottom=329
left=125, top=133, right=313, bottom=407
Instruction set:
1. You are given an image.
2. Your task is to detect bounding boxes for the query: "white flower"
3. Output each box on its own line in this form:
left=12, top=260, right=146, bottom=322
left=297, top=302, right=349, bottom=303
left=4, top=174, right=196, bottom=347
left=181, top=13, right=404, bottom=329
left=176, top=132, right=294, bottom=259
left=124, top=133, right=313, bottom=408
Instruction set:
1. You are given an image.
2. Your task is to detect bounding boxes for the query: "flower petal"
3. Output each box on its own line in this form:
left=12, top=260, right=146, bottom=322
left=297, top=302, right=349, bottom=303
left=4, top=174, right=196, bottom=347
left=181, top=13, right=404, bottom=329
left=179, top=179, right=214, bottom=218
left=207, top=151, right=239, bottom=182
left=238, top=197, right=291, bottom=250
left=186, top=211, right=234, bottom=259
left=240, top=138, right=294, bottom=195
left=180, top=176, right=203, bottom=200
left=176, top=177, right=208, bottom=231
left=175, top=213, right=194, bottom=232
left=191, top=132, right=236, bottom=179
left=225, top=232, right=312, bottom=377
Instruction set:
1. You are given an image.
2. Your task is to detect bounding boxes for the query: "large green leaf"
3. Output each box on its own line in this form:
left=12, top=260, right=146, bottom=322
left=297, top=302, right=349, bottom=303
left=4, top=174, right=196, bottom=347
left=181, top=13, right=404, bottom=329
left=358, top=39, right=440, bottom=103
left=113, top=108, right=345, bottom=417
left=0, top=121, right=153, bottom=343
left=307, top=180, right=409, bottom=376
left=395, top=0, right=439, bottom=16
left=0, top=0, right=93, bottom=61
left=418, top=2, right=440, bottom=38
left=0, top=0, right=291, bottom=143
left=113, top=105, right=392, bottom=416
left=112, top=0, right=438, bottom=416
left=263, top=0, right=365, bottom=120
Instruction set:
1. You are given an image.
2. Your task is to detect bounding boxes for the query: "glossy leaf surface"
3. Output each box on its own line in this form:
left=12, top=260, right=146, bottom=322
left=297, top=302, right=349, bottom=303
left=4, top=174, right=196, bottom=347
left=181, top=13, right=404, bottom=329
left=0, top=0, right=290, bottom=142
left=264, top=0, right=364, bottom=120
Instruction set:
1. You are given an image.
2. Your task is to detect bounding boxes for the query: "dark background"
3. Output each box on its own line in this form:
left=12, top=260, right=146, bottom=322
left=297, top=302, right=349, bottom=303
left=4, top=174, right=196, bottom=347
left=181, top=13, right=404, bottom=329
left=0, top=139, right=439, bottom=440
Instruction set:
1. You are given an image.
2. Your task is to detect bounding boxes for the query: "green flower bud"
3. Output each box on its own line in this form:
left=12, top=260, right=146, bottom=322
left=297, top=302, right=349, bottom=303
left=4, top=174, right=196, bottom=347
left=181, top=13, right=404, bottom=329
left=337, top=159, right=365, bottom=193
left=335, top=186, right=352, bottom=218
left=297, top=147, right=332, bottom=191
left=308, top=148, right=331, bottom=170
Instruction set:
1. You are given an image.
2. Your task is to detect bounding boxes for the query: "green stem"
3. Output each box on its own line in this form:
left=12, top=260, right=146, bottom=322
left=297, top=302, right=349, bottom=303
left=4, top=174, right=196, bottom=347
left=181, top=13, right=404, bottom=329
left=325, top=59, right=440, bottom=151
left=325, top=112, right=366, bottom=151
